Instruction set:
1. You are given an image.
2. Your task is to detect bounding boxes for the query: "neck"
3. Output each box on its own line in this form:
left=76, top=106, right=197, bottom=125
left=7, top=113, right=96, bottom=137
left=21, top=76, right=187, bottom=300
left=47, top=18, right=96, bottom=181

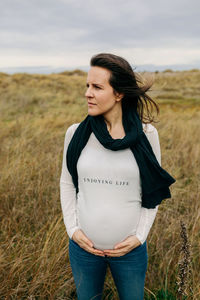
left=103, top=102, right=123, bottom=131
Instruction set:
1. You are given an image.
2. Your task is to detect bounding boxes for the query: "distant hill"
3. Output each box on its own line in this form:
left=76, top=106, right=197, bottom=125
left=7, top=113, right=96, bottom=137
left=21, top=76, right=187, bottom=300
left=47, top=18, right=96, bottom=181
left=0, top=63, right=200, bottom=74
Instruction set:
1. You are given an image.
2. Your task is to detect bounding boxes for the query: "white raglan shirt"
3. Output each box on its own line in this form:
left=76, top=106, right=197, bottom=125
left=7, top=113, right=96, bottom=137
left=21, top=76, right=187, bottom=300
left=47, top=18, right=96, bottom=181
left=60, top=122, right=161, bottom=250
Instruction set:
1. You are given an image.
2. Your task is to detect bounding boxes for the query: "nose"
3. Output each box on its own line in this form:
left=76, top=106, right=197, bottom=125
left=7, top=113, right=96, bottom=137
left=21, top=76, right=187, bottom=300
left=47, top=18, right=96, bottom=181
left=85, top=86, right=93, bottom=98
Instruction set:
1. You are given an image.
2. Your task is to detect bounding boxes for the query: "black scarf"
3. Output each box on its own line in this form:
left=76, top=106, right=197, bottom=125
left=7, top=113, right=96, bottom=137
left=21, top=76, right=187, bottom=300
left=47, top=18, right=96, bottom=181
left=66, top=106, right=176, bottom=208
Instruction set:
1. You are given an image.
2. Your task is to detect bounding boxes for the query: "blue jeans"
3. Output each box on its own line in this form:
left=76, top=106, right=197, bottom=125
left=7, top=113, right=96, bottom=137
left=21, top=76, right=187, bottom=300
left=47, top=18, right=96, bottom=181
left=68, top=238, right=148, bottom=300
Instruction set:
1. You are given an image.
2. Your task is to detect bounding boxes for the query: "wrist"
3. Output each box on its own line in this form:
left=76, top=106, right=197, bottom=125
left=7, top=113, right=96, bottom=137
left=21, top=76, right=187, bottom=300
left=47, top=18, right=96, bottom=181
left=72, top=228, right=80, bottom=241
left=135, top=234, right=143, bottom=245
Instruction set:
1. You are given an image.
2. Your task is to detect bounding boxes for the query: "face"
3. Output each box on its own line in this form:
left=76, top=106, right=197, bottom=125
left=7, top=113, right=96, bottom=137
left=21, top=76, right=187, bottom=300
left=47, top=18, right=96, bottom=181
left=85, top=66, right=123, bottom=117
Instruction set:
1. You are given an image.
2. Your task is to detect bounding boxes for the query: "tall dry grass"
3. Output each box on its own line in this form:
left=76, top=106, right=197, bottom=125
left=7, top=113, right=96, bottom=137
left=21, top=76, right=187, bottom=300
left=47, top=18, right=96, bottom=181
left=0, top=70, right=200, bottom=299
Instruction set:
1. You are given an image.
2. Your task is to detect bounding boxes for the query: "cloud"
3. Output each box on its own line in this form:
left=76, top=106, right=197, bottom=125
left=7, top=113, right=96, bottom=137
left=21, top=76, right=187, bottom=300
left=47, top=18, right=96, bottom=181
left=0, top=0, right=200, bottom=69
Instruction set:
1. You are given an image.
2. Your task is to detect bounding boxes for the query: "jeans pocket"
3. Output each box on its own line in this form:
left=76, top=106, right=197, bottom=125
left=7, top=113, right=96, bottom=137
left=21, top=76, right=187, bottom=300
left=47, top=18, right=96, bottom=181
left=69, top=238, right=81, bottom=249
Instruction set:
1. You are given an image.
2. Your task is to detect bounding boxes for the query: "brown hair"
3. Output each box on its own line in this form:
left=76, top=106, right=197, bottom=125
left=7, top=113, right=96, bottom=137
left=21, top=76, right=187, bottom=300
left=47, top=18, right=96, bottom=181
left=90, top=53, right=159, bottom=124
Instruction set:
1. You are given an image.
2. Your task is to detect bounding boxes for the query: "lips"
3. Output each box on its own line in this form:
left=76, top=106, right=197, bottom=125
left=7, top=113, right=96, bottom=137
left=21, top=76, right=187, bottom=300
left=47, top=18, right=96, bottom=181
left=88, top=102, right=96, bottom=105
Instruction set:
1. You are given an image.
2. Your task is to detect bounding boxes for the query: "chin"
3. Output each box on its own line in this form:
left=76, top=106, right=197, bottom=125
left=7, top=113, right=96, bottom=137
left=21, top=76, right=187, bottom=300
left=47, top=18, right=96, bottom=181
left=88, top=110, right=102, bottom=117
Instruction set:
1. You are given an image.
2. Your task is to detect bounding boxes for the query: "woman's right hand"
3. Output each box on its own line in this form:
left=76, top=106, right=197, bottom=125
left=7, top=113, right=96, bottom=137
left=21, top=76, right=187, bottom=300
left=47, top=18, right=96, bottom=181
left=72, top=229, right=105, bottom=257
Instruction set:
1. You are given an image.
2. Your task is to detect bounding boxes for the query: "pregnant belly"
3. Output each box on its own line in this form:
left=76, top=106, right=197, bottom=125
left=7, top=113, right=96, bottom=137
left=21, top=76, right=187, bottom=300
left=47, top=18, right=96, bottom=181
left=77, top=202, right=142, bottom=250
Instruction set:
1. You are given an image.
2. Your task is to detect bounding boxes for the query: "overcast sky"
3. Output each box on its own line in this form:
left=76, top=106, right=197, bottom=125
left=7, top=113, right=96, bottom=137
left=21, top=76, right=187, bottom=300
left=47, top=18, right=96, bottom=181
left=1, top=0, right=200, bottom=72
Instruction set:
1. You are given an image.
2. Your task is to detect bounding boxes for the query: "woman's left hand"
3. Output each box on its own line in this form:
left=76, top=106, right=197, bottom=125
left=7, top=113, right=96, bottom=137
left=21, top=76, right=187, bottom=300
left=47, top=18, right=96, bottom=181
left=103, top=235, right=142, bottom=257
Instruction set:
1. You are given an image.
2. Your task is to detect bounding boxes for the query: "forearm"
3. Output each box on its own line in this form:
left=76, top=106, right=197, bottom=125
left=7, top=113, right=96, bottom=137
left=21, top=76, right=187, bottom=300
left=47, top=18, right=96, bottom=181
left=135, top=205, right=159, bottom=244
left=60, top=180, right=80, bottom=239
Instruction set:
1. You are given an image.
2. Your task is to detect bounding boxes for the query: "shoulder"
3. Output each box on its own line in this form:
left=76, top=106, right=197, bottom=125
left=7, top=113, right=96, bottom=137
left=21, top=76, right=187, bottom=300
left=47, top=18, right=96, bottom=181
left=65, top=122, right=80, bottom=137
left=66, top=122, right=157, bottom=136
left=67, top=122, right=157, bottom=136
left=142, top=123, right=161, bottom=164
left=142, top=123, right=158, bottom=135
left=142, top=123, right=160, bottom=148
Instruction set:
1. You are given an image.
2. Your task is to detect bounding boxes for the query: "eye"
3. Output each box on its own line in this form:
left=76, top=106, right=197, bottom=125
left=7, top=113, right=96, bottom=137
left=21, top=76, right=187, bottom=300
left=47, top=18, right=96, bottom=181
left=86, top=84, right=101, bottom=89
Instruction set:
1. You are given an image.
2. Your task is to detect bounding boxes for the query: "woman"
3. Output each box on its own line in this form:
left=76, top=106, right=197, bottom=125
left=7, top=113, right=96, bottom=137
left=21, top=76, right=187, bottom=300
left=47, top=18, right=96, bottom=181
left=60, top=53, right=176, bottom=300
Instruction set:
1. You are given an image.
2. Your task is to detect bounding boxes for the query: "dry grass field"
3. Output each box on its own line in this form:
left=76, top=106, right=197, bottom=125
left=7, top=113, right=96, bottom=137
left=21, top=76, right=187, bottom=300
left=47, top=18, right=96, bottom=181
left=0, top=69, right=200, bottom=299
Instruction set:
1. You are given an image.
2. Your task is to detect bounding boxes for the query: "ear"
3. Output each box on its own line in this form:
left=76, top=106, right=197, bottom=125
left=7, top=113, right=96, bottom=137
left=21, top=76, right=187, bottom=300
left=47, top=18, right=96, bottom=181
left=115, top=91, right=124, bottom=102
